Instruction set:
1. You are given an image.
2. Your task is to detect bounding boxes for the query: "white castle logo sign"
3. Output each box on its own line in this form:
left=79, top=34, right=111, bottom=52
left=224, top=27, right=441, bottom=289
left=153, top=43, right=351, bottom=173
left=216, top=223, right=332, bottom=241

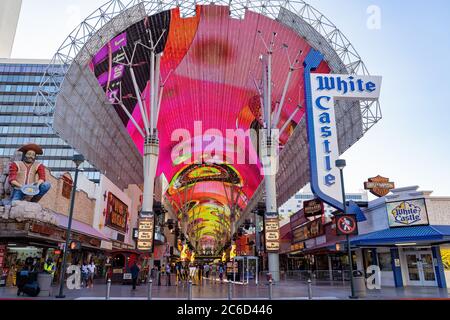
left=391, top=201, right=422, bottom=225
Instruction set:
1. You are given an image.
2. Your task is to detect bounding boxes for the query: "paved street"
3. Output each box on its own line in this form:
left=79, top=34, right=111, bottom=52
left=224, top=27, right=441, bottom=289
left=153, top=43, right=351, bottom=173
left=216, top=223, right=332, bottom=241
left=1, top=278, right=449, bottom=300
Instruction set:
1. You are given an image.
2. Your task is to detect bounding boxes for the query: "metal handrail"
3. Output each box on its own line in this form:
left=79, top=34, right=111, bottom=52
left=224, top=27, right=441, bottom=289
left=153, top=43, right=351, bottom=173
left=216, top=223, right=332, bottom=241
left=258, top=269, right=353, bottom=282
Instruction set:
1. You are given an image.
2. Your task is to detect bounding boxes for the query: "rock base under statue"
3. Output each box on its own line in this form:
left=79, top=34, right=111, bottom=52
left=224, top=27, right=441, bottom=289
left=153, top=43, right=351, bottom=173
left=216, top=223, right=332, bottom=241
left=0, top=200, right=57, bottom=225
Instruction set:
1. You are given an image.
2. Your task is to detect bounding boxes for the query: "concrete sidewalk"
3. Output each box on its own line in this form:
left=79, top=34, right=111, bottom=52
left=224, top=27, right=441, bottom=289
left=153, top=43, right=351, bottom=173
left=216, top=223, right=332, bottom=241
left=1, top=280, right=449, bottom=300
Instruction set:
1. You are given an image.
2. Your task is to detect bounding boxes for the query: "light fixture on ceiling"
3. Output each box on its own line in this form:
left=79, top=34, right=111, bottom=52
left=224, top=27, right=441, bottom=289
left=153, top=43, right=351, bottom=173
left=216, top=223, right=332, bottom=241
left=395, top=243, right=417, bottom=247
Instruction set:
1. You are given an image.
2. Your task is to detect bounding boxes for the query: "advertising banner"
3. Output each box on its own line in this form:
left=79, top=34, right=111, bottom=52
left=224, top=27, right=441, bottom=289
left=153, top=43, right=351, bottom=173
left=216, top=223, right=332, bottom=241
left=386, top=199, right=429, bottom=228
left=303, top=199, right=324, bottom=218
left=304, top=49, right=382, bottom=211
left=364, top=176, right=395, bottom=197
left=292, top=218, right=324, bottom=243
left=137, top=215, right=155, bottom=252
left=264, top=217, right=280, bottom=253
left=105, top=192, right=129, bottom=233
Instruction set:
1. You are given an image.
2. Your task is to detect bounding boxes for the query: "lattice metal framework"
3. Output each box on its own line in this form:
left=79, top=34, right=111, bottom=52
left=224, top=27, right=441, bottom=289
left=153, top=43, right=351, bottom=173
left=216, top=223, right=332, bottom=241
left=33, top=0, right=382, bottom=226
left=35, top=0, right=381, bottom=133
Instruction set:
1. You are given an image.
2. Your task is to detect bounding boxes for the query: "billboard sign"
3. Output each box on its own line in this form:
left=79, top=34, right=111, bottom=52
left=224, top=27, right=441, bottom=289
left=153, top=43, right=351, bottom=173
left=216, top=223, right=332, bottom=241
left=304, top=49, right=382, bottom=211
left=105, top=192, right=129, bottom=233
left=303, top=199, right=324, bottom=218
left=292, top=218, right=324, bottom=243
left=386, top=199, right=429, bottom=228
left=364, top=176, right=395, bottom=197
left=137, top=215, right=155, bottom=252
left=264, top=217, right=280, bottom=252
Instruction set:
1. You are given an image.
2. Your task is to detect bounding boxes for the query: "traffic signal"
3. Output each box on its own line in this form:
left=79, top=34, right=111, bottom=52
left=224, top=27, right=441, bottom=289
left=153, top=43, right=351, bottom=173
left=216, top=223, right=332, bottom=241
left=69, top=241, right=81, bottom=251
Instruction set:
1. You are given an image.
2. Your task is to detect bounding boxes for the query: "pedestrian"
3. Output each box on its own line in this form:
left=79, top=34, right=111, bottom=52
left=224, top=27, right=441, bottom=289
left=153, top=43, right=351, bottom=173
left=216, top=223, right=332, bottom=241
left=130, top=262, right=140, bottom=290
left=212, top=263, right=217, bottom=282
left=198, top=263, right=203, bottom=282
left=189, top=264, right=196, bottom=283
left=81, top=261, right=89, bottom=288
left=159, top=264, right=164, bottom=286
left=87, top=260, right=96, bottom=288
left=43, top=258, right=56, bottom=280
left=204, top=263, right=210, bottom=279
left=176, top=263, right=181, bottom=284
left=150, top=265, right=157, bottom=280
left=165, top=263, right=171, bottom=286
left=219, top=264, right=224, bottom=283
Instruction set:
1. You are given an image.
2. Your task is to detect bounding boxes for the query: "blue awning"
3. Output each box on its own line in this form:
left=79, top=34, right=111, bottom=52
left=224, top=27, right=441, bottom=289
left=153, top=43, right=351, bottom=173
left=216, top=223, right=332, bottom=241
left=348, top=200, right=367, bottom=222
left=351, top=225, right=450, bottom=246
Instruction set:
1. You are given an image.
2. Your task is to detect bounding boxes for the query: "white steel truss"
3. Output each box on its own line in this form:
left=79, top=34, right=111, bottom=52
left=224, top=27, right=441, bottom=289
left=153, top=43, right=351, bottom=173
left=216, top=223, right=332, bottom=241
left=34, top=0, right=381, bottom=134
left=32, top=0, right=383, bottom=224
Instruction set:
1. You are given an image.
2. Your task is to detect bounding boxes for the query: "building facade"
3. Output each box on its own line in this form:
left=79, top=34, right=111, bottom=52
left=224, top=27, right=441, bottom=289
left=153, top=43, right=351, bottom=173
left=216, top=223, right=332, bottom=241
left=352, top=186, right=450, bottom=288
left=0, top=59, right=100, bottom=182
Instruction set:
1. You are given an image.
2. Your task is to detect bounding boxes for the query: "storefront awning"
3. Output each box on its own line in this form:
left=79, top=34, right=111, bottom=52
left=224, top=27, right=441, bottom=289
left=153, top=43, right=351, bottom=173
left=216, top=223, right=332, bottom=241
left=351, top=225, right=450, bottom=246
left=56, top=213, right=108, bottom=241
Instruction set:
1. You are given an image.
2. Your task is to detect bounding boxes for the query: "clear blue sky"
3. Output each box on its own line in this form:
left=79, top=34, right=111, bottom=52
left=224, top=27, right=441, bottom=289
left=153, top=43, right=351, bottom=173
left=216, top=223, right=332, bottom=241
left=11, top=0, right=450, bottom=196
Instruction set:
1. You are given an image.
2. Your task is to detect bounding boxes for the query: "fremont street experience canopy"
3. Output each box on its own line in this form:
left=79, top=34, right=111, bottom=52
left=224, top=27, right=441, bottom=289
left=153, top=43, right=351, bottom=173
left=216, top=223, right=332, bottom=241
left=35, top=0, right=381, bottom=250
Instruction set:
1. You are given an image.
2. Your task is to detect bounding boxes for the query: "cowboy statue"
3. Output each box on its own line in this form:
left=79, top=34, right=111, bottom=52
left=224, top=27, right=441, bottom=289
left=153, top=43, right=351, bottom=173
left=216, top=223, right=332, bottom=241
left=8, top=143, right=51, bottom=203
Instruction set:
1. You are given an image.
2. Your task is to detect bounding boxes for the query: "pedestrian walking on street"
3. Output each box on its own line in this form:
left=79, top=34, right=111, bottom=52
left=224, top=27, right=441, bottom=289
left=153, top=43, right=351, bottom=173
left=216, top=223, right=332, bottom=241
left=165, top=263, right=171, bottom=286
left=219, top=264, right=224, bottom=283
left=159, top=264, right=164, bottom=286
left=130, top=262, right=140, bottom=290
left=176, top=263, right=182, bottom=284
left=87, top=260, right=96, bottom=288
left=198, top=263, right=203, bottom=282
left=204, top=263, right=210, bottom=279
left=81, top=261, right=89, bottom=288
left=189, top=264, right=196, bottom=283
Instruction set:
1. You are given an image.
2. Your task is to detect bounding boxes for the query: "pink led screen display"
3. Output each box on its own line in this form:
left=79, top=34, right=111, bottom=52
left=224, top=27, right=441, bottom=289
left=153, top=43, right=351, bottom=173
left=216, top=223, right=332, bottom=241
left=89, top=5, right=331, bottom=236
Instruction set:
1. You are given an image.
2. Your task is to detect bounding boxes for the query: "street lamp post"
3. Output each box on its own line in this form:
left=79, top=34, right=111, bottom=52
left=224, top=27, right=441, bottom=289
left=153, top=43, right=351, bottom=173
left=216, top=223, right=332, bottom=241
left=335, top=159, right=357, bottom=299
left=56, top=154, right=84, bottom=299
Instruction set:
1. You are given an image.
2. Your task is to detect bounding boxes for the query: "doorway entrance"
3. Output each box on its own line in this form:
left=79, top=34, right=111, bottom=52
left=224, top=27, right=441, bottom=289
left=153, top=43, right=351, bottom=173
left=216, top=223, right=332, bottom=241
left=233, top=256, right=259, bottom=285
left=404, top=251, right=437, bottom=287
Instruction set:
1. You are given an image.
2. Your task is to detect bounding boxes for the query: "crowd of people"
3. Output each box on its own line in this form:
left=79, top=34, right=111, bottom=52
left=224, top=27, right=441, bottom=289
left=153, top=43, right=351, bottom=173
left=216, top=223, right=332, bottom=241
left=174, top=262, right=226, bottom=285
left=80, top=260, right=97, bottom=288
left=125, top=260, right=228, bottom=290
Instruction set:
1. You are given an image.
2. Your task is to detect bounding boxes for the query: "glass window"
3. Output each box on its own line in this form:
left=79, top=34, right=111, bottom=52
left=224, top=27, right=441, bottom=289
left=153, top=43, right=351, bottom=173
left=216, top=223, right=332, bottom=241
left=378, top=252, right=393, bottom=271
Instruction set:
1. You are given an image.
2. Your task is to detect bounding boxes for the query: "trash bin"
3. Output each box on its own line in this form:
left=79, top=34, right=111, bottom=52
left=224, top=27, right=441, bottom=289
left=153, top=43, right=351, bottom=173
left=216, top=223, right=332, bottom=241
left=266, top=273, right=273, bottom=282
left=352, top=271, right=366, bottom=298
left=37, top=273, right=53, bottom=297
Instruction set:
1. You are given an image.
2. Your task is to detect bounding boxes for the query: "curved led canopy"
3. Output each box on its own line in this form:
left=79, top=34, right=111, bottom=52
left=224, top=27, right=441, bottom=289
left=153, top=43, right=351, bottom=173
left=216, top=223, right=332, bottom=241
left=41, top=0, right=381, bottom=251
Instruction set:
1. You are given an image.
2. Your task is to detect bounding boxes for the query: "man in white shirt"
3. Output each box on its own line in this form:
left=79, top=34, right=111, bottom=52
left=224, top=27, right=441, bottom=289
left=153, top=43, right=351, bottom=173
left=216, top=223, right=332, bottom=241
left=87, top=261, right=96, bottom=288
left=81, top=261, right=89, bottom=288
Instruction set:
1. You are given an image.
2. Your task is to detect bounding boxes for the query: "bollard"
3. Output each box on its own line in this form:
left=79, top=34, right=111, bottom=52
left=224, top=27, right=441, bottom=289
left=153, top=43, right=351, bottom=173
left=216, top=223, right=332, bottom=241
left=188, top=280, right=193, bottom=300
left=106, top=279, right=111, bottom=300
left=307, top=279, right=313, bottom=300
left=227, top=281, right=233, bottom=300
left=268, top=279, right=273, bottom=300
left=147, top=279, right=153, bottom=300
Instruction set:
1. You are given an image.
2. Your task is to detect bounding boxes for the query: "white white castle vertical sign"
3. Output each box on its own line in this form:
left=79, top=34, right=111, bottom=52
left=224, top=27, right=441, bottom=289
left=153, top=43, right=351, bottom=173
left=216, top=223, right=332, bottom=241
left=308, top=74, right=382, bottom=210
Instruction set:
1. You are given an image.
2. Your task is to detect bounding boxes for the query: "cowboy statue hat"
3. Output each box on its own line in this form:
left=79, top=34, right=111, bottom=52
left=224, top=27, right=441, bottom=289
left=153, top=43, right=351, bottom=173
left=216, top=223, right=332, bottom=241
left=18, top=143, right=43, bottom=155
